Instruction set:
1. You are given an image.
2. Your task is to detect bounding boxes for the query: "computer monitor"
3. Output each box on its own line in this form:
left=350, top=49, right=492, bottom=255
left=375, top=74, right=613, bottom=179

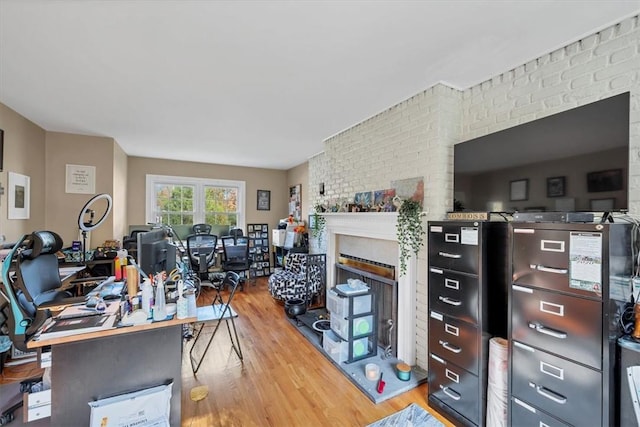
left=136, top=229, right=176, bottom=276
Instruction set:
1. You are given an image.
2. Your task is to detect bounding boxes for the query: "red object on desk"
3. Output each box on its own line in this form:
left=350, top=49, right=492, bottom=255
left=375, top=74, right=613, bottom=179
left=376, top=373, right=386, bottom=394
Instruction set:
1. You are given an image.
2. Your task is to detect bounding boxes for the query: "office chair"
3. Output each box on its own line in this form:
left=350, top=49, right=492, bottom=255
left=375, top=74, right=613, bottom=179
left=220, top=235, right=250, bottom=289
left=0, top=230, right=84, bottom=351
left=186, top=234, right=218, bottom=282
left=192, top=223, right=212, bottom=235
left=229, top=227, right=243, bottom=239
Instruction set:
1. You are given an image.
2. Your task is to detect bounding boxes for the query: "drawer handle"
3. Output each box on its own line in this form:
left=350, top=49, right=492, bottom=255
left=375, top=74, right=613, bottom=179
left=439, top=252, right=461, bottom=259
left=535, top=385, right=567, bottom=404
left=534, top=265, right=568, bottom=275
left=439, top=340, right=462, bottom=353
left=440, top=385, right=461, bottom=401
left=528, top=322, right=567, bottom=339
left=439, top=296, right=462, bottom=306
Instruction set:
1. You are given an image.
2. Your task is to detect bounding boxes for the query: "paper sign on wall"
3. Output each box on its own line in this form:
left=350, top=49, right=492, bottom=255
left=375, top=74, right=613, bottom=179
left=66, top=164, right=96, bottom=194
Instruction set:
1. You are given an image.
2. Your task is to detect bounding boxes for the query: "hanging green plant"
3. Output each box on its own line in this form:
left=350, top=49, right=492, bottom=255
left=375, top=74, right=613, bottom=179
left=396, top=198, right=425, bottom=276
left=311, top=204, right=326, bottom=238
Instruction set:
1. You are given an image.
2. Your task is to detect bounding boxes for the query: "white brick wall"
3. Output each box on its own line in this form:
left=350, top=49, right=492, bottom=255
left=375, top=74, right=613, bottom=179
left=309, top=14, right=640, bottom=370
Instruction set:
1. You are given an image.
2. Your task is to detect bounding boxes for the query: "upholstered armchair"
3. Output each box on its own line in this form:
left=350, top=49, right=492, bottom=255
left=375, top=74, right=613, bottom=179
left=268, top=253, right=326, bottom=305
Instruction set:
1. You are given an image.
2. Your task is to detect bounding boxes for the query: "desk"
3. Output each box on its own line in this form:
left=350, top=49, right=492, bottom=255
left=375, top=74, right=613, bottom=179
left=28, top=316, right=194, bottom=426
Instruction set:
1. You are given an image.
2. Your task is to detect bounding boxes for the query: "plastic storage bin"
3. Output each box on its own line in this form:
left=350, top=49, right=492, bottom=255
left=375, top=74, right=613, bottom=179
left=331, top=314, right=373, bottom=340
left=323, top=330, right=347, bottom=363
left=327, top=289, right=372, bottom=318
left=323, top=330, right=369, bottom=362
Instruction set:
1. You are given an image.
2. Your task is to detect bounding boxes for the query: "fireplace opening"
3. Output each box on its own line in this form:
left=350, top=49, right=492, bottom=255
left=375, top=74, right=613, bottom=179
left=335, top=254, right=398, bottom=358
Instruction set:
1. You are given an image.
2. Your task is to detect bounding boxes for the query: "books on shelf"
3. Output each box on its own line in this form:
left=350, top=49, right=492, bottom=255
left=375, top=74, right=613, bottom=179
left=37, top=314, right=117, bottom=340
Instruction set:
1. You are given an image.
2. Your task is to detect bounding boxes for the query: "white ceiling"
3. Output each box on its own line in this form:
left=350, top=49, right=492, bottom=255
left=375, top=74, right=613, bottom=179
left=1, top=1, right=639, bottom=170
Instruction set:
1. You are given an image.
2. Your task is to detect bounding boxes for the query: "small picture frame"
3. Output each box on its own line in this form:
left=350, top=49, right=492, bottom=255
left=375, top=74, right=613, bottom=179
left=308, top=214, right=317, bottom=230
left=546, top=176, right=566, bottom=198
left=257, top=190, right=270, bottom=211
left=510, top=179, right=529, bottom=201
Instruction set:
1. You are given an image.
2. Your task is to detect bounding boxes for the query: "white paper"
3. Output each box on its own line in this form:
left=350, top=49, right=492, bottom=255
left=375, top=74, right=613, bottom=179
left=569, top=232, right=602, bottom=294
left=89, top=383, right=172, bottom=427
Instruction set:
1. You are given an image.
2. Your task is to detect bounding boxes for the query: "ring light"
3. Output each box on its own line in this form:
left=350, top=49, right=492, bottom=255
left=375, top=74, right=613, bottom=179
left=78, top=193, right=113, bottom=232
left=77, top=193, right=113, bottom=264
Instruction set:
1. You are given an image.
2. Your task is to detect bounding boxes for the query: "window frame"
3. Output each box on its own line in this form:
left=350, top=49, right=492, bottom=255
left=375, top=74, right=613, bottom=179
left=145, top=174, right=246, bottom=228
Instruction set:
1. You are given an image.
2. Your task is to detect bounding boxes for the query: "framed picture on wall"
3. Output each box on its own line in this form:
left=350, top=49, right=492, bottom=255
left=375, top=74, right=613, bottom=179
left=587, top=169, right=623, bottom=192
left=546, top=176, right=566, bottom=197
left=257, top=189, right=270, bottom=211
left=510, top=179, right=529, bottom=201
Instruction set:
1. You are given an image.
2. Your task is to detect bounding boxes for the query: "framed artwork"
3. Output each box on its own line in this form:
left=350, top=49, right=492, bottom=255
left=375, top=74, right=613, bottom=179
left=308, top=214, right=317, bottom=230
left=65, top=164, right=96, bottom=194
left=590, top=198, right=615, bottom=211
left=587, top=169, right=623, bottom=192
left=8, top=172, right=30, bottom=219
left=257, top=189, right=270, bottom=211
left=289, top=184, right=301, bottom=221
left=0, top=128, right=4, bottom=171
left=546, top=176, right=566, bottom=198
left=510, top=179, right=529, bottom=201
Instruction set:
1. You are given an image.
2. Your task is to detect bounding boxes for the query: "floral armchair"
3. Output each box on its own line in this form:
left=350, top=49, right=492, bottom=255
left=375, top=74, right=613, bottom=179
left=268, top=253, right=326, bottom=305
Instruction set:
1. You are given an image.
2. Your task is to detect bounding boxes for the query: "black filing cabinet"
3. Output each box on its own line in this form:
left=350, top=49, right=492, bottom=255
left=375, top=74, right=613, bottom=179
left=427, top=221, right=509, bottom=427
left=509, top=222, right=633, bottom=427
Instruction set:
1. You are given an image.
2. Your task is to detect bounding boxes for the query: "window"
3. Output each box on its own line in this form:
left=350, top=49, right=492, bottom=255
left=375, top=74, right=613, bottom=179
left=146, top=175, right=245, bottom=228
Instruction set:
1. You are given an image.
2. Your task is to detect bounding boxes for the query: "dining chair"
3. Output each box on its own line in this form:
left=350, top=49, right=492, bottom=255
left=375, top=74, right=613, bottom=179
left=189, top=271, right=243, bottom=374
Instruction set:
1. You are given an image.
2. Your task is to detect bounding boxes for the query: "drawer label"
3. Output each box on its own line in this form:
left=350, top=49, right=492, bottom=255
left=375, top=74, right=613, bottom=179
left=460, top=227, right=478, bottom=245
left=569, top=232, right=602, bottom=294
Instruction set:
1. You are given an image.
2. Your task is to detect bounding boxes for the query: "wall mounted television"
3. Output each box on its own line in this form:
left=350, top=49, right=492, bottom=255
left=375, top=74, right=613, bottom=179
left=453, top=92, right=630, bottom=213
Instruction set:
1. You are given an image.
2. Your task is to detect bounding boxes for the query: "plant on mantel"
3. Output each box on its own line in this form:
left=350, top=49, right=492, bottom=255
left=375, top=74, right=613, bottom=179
left=396, top=198, right=425, bottom=276
left=310, top=204, right=326, bottom=238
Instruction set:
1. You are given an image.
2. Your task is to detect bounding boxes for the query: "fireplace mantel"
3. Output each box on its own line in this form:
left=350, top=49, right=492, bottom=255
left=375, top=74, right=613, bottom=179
left=323, top=212, right=417, bottom=363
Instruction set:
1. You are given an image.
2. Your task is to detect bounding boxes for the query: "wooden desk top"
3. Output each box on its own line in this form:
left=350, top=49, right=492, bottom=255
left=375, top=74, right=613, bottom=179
left=27, top=315, right=196, bottom=348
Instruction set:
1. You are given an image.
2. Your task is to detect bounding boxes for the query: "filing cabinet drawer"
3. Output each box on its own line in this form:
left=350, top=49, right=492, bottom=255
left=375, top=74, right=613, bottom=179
left=429, top=267, right=479, bottom=324
left=429, top=311, right=479, bottom=374
left=512, top=228, right=603, bottom=299
left=511, top=284, right=602, bottom=369
left=511, top=341, right=602, bottom=426
left=429, top=353, right=479, bottom=426
left=511, top=397, right=571, bottom=427
left=428, top=224, right=480, bottom=274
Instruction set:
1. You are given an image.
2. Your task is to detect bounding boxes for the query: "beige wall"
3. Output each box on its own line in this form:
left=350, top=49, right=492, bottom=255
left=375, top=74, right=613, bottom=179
left=0, top=104, right=47, bottom=242
left=126, top=156, right=288, bottom=233
left=44, top=132, right=117, bottom=247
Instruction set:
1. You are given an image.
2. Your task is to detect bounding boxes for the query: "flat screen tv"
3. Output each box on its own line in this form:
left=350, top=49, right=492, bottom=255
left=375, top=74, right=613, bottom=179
left=453, top=92, right=630, bottom=213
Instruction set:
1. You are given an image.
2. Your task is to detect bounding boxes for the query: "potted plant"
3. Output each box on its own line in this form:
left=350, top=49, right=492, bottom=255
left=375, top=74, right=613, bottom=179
left=310, top=204, right=326, bottom=238
left=396, top=198, right=425, bottom=275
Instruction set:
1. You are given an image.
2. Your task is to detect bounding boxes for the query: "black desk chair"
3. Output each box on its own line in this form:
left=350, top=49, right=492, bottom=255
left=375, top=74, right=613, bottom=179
left=0, top=230, right=85, bottom=350
left=192, top=223, right=212, bottom=235
left=186, top=234, right=218, bottom=283
left=220, top=235, right=250, bottom=290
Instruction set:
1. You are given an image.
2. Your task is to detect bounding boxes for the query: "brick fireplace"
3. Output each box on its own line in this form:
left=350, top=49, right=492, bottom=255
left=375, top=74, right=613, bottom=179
left=323, top=212, right=418, bottom=364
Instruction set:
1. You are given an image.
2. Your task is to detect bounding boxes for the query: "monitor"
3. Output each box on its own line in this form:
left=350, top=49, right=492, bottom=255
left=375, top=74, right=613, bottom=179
left=136, top=229, right=176, bottom=276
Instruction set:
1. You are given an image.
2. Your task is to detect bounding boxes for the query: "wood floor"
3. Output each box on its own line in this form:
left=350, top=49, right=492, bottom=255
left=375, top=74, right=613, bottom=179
left=1, top=278, right=453, bottom=427
left=180, top=278, right=452, bottom=427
